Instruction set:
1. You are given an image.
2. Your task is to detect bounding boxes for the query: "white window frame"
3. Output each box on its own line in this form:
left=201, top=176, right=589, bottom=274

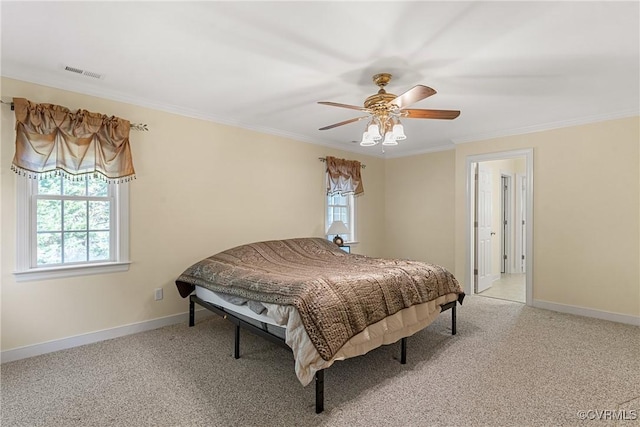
left=325, top=193, right=356, bottom=244
left=14, top=176, right=130, bottom=281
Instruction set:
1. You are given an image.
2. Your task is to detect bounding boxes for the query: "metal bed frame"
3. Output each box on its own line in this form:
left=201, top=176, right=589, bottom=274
left=189, top=294, right=458, bottom=413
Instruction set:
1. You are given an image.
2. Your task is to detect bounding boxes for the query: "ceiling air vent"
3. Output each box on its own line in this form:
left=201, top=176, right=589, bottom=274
left=64, top=65, right=83, bottom=74
left=62, top=65, right=104, bottom=79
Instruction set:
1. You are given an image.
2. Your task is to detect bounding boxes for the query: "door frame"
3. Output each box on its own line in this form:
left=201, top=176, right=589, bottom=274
left=500, top=172, right=514, bottom=274
left=465, top=149, right=533, bottom=305
left=515, top=173, right=527, bottom=274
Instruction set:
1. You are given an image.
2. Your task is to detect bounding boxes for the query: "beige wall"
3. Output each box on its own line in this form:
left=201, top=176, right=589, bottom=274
left=383, top=150, right=455, bottom=271
left=383, top=118, right=638, bottom=318
left=0, top=78, right=385, bottom=351
left=454, top=117, right=640, bottom=316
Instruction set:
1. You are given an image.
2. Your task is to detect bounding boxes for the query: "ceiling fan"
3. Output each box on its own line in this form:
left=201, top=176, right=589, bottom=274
left=318, top=73, right=460, bottom=146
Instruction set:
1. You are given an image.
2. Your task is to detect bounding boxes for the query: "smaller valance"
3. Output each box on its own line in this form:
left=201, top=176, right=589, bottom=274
left=325, top=156, right=364, bottom=196
left=11, top=97, right=136, bottom=183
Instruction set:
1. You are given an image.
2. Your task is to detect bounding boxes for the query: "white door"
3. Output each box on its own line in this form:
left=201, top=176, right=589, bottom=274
left=475, top=163, right=493, bottom=293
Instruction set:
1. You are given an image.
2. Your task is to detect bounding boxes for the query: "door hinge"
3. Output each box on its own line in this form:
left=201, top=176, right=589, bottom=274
left=474, top=221, right=478, bottom=227
left=474, top=269, right=478, bottom=275
left=522, top=255, right=525, bottom=260
left=504, top=255, right=507, bottom=260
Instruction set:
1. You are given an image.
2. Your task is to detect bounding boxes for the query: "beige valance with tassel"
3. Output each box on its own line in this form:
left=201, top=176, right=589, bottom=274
left=11, top=97, right=135, bottom=183
left=325, top=156, right=364, bottom=196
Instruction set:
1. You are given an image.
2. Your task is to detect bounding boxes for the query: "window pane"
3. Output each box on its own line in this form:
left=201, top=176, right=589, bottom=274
left=63, top=177, right=87, bottom=196
left=37, top=200, right=62, bottom=231
left=326, top=193, right=354, bottom=243
left=64, top=200, right=88, bottom=231
left=87, top=179, right=108, bottom=197
left=37, top=232, right=62, bottom=265
left=64, top=232, right=88, bottom=263
left=38, top=177, right=61, bottom=195
left=89, top=201, right=110, bottom=230
left=329, top=194, right=346, bottom=206
left=89, top=232, right=110, bottom=261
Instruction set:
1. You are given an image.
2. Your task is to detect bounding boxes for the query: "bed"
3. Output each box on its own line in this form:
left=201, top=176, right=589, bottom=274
left=175, top=237, right=464, bottom=413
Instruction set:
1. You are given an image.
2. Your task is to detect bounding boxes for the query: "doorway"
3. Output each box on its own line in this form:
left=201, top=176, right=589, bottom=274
left=466, top=149, right=533, bottom=305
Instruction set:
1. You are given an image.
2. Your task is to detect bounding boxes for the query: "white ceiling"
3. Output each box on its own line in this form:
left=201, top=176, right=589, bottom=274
left=1, top=1, right=638, bottom=158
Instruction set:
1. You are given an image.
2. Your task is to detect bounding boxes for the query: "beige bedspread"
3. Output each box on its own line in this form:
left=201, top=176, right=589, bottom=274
left=176, top=237, right=464, bottom=361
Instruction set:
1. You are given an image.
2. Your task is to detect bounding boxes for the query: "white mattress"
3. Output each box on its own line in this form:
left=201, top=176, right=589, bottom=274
left=195, top=285, right=281, bottom=326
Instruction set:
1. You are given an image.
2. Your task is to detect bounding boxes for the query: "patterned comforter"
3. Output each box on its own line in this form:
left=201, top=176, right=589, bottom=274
left=176, top=237, right=464, bottom=361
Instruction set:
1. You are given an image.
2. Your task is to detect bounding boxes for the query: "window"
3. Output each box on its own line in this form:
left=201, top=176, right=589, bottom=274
left=326, top=193, right=355, bottom=243
left=15, top=175, right=130, bottom=281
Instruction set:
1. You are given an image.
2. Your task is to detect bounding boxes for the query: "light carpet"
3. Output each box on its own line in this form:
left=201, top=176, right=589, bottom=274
left=1, top=296, right=638, bottom=426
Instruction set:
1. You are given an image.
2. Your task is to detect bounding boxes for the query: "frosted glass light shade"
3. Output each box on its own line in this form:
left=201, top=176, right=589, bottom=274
left=360, top=131, right=377, bottom=146
left=382, top=131, right=398, bottom=146
left=392, top=123, right=406, bottom=140
left=367, top=124, right=382, bottom=141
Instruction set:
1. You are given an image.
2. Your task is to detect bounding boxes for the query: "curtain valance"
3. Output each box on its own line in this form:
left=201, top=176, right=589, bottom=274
left=11, top=97, right=136, bottom=183
left=325, top=156, right=364, bottom=196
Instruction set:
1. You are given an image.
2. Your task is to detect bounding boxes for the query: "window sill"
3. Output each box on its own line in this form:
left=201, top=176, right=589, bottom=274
left=14, top=261, right=131, bottom=282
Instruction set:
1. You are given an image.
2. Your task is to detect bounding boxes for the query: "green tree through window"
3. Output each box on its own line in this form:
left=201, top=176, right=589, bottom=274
left=35, top=176, right=112, bottom=266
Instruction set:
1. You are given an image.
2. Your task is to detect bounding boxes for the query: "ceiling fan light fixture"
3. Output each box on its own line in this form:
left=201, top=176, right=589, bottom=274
left=318, top=73, right=459, bottom=148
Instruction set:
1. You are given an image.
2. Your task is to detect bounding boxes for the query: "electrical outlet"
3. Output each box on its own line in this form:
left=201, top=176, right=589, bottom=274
left=154, top=288, right=163, bottom=301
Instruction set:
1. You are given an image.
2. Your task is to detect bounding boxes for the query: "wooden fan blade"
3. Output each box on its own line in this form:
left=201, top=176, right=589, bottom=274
left=319, top=115, right=369, bottom=130
left=403, top=109, right=460, bottom=120
left=390, top=85, right=436, bottom=109
left=318, top=101, right=368, bottom=112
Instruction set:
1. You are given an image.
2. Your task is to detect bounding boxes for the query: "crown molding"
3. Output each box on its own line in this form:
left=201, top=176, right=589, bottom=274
left=381, top=142, right=455, bottom=159
left=452, top=109, right=640, bottom=145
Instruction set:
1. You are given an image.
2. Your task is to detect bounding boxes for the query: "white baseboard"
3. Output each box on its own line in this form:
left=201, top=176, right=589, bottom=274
left=532, top=299, right=640, bottom=326
left=1, top=308, right=213, bottom=364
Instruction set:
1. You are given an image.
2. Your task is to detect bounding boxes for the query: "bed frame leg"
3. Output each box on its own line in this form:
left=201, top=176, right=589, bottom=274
left=400, top=337, right=407, bottom=364
left=315, top=370, right=324, bottom=414
left=452, top=303, right=457, bottom=335
left=189, top=297, right=195, bottom=327
left=234, top=324, right=240, bottom=359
